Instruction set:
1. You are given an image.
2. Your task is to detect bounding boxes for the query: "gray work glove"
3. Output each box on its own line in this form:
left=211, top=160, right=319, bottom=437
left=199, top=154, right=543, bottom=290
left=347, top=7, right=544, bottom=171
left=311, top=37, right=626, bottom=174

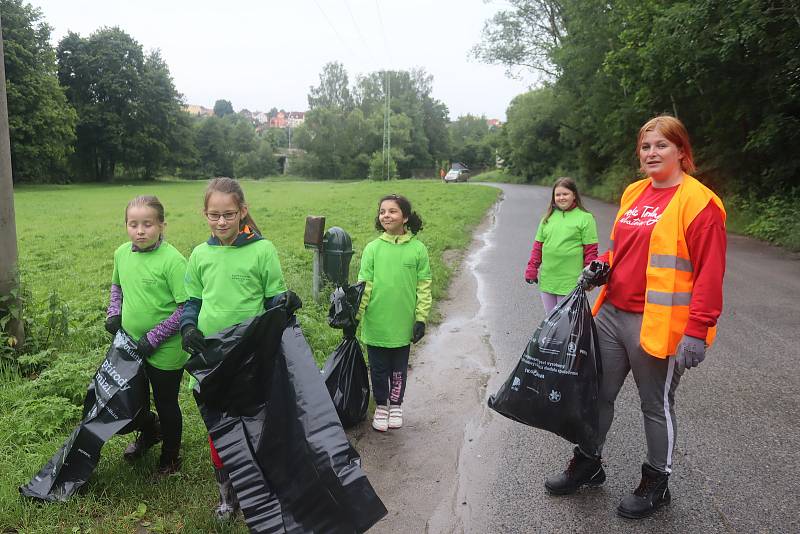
left=674, top=335, right=706, bottom=372
left=577, top=260, right=610, bottom=290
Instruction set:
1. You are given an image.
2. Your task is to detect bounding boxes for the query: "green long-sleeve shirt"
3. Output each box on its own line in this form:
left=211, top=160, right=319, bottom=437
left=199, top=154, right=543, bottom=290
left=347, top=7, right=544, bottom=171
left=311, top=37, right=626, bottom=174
left=357, top=232, right=432, bottom=347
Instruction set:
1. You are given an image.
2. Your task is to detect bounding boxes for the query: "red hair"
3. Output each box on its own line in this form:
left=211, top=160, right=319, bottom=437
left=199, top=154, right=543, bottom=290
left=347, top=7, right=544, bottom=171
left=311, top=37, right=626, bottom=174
left=637, top=115, right=695, bottom=173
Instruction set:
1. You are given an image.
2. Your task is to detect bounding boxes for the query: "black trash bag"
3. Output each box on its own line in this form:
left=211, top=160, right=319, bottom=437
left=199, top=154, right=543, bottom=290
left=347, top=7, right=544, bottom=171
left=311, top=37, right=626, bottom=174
left=328, top=282, right=365, bottom=331
left=322, top=337, right=370, bottom=428
left=19, top=330, right=148, bottom=502
left=488, top=286, right=602, bottom=450
left=186, top=303, right=387, bottom=533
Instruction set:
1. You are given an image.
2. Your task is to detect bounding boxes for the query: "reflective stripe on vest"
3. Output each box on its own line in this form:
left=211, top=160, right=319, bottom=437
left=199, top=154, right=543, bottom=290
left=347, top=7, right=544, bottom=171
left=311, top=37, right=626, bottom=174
left=650, top=254, right=693, bottom=272
left=647, top=290, right=692, bottom=307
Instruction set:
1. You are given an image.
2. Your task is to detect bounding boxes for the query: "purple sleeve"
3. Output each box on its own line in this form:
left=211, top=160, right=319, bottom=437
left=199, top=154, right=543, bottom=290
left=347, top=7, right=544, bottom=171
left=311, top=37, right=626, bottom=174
left=107, top=284, right=122, bottom=318
left=145, top=303, right=185, bottom=348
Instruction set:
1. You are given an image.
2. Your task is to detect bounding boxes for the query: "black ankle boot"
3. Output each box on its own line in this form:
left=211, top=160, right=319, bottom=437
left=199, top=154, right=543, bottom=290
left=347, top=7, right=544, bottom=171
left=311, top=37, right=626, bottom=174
left=123, top=414, right=161, bottom=462
left=545, top=447, right=606, bottom=495
left=617, top=463, right=671, bottom=519
left=156, top=448, right=182, bottom=476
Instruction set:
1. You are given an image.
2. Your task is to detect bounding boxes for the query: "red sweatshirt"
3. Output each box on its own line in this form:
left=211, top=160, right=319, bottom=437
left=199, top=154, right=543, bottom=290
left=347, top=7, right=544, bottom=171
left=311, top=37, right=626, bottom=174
left=599, top=184, right=727, bottom=340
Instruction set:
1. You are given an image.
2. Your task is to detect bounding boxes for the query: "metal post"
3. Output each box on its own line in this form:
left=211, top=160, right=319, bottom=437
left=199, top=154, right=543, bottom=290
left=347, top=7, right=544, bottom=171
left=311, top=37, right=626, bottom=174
left=312, top=249, right=321, bottom=303
left=0, top=15, right=25, bottom=347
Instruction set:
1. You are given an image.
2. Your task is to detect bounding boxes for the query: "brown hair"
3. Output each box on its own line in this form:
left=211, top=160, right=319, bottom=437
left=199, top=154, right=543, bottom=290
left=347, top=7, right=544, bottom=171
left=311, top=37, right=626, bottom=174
left=204, top=177, right=261, bottom=234
left=542, top=177, right=589, bottom=224
left=125, top=195, right=165, bottom=223
left=637, top=115, right=696, bottom=174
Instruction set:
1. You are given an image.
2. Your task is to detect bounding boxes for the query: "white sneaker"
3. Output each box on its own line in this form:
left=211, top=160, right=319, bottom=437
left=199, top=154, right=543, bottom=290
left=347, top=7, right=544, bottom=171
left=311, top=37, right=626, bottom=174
left=388, top=405, right=403, bottom=429
left=372, top=405, right=389, bottom=432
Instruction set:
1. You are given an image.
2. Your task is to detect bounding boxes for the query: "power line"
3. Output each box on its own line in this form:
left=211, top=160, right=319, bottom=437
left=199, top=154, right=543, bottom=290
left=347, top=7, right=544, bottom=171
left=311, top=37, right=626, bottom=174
left=341, top=0, right=377, bottom=63
left=312, top=0, right=358, bottom=59
left=373, top=0, right=393, bottom=63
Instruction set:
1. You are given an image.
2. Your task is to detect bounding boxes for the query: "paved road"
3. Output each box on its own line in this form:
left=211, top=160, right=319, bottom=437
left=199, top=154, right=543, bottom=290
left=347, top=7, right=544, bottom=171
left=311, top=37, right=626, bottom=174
left=354, top=182, right=800, bottom=533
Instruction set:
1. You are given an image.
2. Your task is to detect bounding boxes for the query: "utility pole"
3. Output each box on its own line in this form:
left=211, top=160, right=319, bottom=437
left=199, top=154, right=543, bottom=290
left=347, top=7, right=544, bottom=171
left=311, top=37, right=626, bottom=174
left=382, top=70, right=392, bottom=181
left=0, top=17, right=24, bottom=348
left=387, top=71, right=391, bottom=181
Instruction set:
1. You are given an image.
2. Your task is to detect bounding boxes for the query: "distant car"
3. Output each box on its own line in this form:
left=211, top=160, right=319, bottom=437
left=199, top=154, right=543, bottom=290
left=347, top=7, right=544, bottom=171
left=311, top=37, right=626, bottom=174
left=443, top=168, right=470, bottom=183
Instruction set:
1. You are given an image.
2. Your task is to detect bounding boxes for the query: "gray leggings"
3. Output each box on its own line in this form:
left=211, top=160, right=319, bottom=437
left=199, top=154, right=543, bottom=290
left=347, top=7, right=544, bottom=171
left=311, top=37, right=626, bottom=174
left=583, top=303, right=682, bottom=474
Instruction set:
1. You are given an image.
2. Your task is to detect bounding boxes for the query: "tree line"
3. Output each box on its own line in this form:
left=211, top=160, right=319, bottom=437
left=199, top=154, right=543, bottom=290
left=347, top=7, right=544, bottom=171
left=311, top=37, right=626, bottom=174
left=1, top=0, right=286, bottom=182
left=2, top=0, right=498, bottom=183
left=288, top=61, right=499, bottom=180
left=476, top=0, right=800, bottom=199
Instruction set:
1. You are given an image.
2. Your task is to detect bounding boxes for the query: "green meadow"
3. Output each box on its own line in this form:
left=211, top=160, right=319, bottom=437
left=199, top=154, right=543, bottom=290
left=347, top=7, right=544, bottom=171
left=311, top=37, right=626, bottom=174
left=0, top=179, right=498, bottom=533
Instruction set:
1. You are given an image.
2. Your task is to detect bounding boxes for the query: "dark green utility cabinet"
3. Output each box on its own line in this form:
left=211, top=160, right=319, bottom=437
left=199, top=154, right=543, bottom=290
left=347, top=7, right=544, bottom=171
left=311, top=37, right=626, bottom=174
left=322, top=227, right=354, bottom=286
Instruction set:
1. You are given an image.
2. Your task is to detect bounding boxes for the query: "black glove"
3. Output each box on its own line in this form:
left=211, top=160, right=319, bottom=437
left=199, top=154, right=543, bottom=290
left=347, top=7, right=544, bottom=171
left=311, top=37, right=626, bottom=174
left=525, top=278, right=537, bottom=285
left=136, top=335, right=156, bottom=358
left=181, top=325, right=206, bottom=355
left=285, top=290, right=303, bottom=316
left=105, top=315, right=122, bottom=336
left=411, top=321, right=425, bottom=343
left=343, top=322, right=358, bottom=339
left=578, top=260, right=610, bottom=290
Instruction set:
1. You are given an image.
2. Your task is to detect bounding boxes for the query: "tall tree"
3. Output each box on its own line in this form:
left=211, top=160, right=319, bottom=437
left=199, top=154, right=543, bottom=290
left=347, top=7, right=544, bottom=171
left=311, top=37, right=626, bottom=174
left=57, top=27, right=185, bottom=181
left=194, top=116, right=233, bottom=177
left=449, top=114, right=495, bottom=170
left=476, top=0, right=800, bottom=194
left=58, top=27, right=144, bottom=180
left=128, top=50, right=187, bottom=179
left=213, top=99, right=234, bottom=117
left=308, top=61, right=353, bottom=111
left=472, top=0, right=564, bottom=80
left=502, top=88, right=565, bottom=180
left=1, top=0, right=76, bottom=182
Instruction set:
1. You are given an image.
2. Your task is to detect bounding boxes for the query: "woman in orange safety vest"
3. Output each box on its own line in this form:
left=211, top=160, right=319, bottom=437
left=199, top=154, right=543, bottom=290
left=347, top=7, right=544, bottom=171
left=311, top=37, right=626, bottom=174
left=544, top=115, right=727, bottom=520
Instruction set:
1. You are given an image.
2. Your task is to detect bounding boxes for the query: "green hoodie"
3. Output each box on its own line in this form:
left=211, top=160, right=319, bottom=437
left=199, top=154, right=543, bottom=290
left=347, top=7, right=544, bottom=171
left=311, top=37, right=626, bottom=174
left=357, top=232, right=432, bottom=348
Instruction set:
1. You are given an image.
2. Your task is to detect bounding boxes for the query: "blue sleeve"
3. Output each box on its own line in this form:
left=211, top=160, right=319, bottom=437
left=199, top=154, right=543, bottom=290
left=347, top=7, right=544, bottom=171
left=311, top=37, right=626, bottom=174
left=180, top=297, right=202, bottom=331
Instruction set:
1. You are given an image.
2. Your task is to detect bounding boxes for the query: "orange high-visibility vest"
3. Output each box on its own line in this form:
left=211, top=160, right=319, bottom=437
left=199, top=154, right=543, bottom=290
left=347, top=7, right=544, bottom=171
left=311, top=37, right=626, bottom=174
left=592, top=174, right=726, bottom=358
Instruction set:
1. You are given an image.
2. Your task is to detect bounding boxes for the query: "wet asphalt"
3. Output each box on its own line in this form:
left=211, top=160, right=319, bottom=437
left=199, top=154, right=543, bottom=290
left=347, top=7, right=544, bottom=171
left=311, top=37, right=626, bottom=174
left=458, top=183, right=800, bottom=533
left=355, top=182, right=800, bottom=533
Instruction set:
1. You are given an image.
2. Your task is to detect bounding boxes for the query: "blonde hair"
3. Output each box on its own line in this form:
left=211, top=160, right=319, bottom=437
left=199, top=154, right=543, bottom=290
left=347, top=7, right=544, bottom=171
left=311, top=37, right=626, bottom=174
left=126, top=195, right=165, bottom=222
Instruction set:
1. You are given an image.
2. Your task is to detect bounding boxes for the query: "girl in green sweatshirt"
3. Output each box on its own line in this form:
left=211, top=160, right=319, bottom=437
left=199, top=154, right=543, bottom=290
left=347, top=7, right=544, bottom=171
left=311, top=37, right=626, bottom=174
left=357, top=194, right=432, bottom=432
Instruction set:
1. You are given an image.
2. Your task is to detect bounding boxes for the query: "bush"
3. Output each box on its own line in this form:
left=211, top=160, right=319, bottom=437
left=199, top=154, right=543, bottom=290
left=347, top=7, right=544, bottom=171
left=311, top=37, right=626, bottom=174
left=472, top=169, right=527, bottom=184
left=368, top=151, right=397, bottom=181
left=727, top=190, right=800, bottom=251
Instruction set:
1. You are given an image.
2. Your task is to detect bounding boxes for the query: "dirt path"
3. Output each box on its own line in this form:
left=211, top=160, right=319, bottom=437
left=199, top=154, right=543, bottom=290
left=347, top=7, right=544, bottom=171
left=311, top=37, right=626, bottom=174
left=348, top=201, right=500, bottom=533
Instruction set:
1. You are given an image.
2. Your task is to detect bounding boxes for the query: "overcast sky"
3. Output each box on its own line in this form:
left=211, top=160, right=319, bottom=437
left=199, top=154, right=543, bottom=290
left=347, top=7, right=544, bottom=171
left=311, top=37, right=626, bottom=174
left=25, top=0, right=536, bottom=121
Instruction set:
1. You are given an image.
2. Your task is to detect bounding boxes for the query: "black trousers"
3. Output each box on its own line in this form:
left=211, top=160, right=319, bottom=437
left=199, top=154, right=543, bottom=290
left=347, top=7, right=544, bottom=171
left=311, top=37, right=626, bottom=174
left=136, top=363, right=184, bottom=454
left=366, top=345, right=410, bottom=406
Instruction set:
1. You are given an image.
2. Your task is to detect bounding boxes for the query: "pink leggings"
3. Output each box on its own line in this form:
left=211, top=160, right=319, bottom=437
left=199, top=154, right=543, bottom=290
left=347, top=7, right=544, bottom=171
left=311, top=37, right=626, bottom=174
left=540, top=292, right=566, bottom=314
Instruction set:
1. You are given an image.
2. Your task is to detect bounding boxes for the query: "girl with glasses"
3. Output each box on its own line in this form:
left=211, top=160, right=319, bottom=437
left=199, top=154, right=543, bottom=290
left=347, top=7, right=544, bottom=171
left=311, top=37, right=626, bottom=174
left=180, top=177, right=287, bottom=522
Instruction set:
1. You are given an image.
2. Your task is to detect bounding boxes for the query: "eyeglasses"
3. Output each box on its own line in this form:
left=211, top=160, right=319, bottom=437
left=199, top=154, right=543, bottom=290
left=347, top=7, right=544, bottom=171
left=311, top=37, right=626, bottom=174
left=205, top=211, right=239, bottom=222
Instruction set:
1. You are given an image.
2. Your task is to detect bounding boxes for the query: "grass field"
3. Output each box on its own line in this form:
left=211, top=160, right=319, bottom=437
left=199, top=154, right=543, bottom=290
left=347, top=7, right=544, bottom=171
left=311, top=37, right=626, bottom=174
left=0, top=179, right=499, bottom=533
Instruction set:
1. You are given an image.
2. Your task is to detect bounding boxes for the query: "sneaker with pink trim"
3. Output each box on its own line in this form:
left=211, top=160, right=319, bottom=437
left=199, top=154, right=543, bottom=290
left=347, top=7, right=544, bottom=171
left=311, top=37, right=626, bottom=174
left=372, top=405, right=389, bottom=432
left=388, top=405, right=403, bottom=429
